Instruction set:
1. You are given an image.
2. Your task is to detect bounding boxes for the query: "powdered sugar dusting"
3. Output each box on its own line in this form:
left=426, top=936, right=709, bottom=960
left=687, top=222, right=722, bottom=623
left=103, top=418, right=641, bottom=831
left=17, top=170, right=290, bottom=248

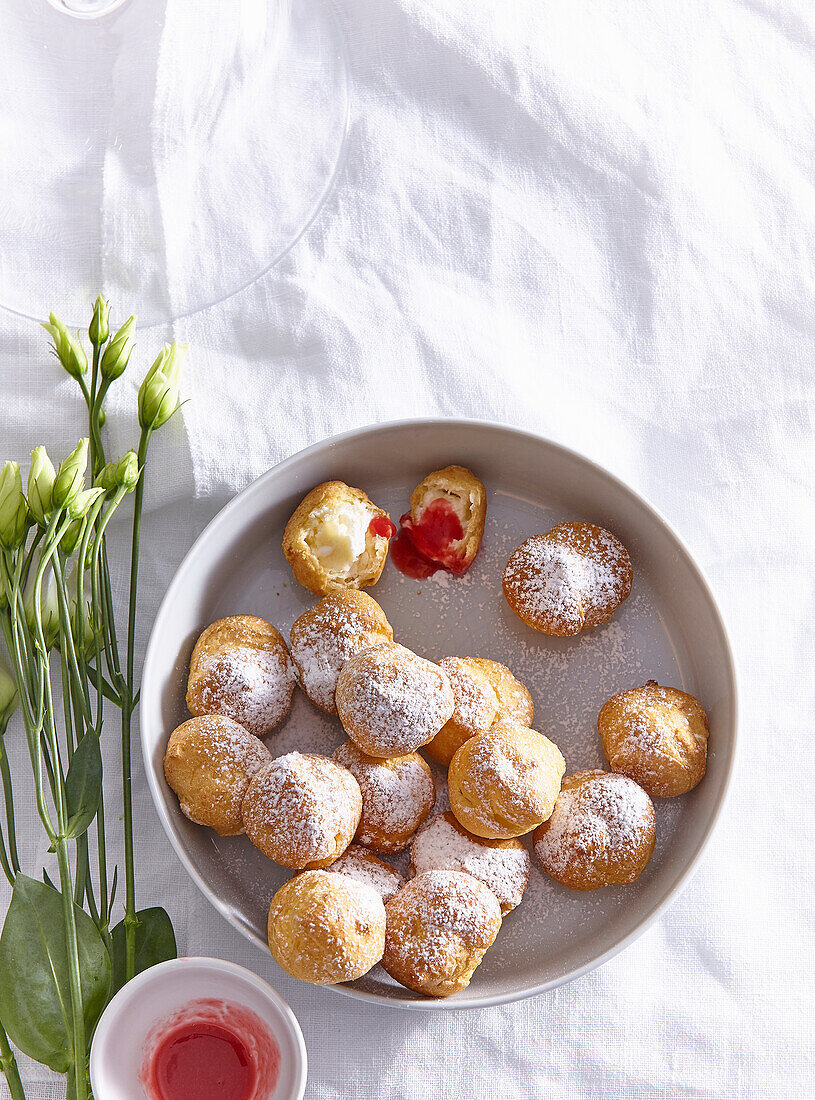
left=328, top=844, right=405, bottom=901
left=336, top=643, right=455, bottom=756
left=195, top=643, right=295, bottom=737
left=411, top=813, right=530, bottom=913
left=439, top=656, right=497, bottom=733
left=166, top=717, right=272, bottom=832
left=451, top=725, right=565, bottom=836
left=268, top=870, right=385, bottom=984
left=534, top=772, right=654, bottom=881
left=242, top=752, right=361, bottom=865
left=290, top=596, right=392, bottom=713
left=503, top=524, right=631, bottom=635
left=384, top=870, right=500, bottom=984
left=333, top=741, right=435, bottom=851
left=600, top=684, right=709, bottom=789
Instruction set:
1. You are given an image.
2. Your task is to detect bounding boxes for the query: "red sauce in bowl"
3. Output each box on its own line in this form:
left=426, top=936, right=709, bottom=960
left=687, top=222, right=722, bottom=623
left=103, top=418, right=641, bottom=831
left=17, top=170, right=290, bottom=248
left=141, top=999, right=280, bottom=1100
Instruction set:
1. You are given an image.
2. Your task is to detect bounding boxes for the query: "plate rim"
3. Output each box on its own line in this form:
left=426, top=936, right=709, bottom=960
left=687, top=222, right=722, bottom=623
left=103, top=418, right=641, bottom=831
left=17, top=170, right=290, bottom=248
left=140, top=417, right=738, bottom=1011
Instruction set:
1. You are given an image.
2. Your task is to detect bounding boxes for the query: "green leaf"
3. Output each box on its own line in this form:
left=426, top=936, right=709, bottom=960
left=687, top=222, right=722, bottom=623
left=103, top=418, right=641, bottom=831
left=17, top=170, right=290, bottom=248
left=64, top=733, right=102, bottom=839
left=0, top=874, right=110, bottom=1072
left=110, top=907, right=177, bottom=994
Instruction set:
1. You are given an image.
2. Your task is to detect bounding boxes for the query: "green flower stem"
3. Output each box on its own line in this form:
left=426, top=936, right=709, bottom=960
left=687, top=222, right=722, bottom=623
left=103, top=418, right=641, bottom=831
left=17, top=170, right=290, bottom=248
left=30, top=538, right=89, bottom=1100
left=85, top=345, right=107, bottom=481
left=0, top=791, right=14, bottom=886
left=59, top=633, right=76, bottom=756
left=40, top=738, right=58, bottom=806
left=59, top=643, right=88, bottom=912
left=90, top=379, right=112, bottom=461
left=20, top=526, right=44, bottom=593
left=0, top=729, right=20, bottom=877
left=77, top=500, right=113, bottom=932
left=5, top=560, right=89, bottom=1099
left=0, top=1019, right=27, bottom=1100
left=88, top=491, right=127, bottom=692
left=121, top=426, right=151, bottom=979
left=88, top=346, right=107, bottom=479
left=1, top=609, right=51, bottom=840
left=55, top=844, right=88, bottom=1100
left=89, top=491, right=127, bottom=693
left=2, top=553, right=39, bottom=725
left=52, top=555, right=92, bottom=727
left=90, top=343, right=99, bottom=410
left=58, top=643, right=91, bottom=917
left=76, top=374, right=92, bottom=416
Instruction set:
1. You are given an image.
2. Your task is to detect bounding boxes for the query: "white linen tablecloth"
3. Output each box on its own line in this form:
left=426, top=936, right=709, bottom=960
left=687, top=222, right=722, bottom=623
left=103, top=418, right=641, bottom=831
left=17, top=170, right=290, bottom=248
left=2, top=1, right=814, bottom=1097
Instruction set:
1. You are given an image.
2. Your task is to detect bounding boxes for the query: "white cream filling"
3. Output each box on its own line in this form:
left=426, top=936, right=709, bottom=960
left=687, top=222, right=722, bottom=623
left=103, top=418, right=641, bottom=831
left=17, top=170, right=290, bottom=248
left=304, top=501, right=373, bottom=574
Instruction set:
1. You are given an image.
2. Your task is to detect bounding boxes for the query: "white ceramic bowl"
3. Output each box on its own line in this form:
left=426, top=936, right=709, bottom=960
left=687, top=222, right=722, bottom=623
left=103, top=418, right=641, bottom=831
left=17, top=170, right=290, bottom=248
left=141, top=419, right=737, bottom=1009
left=89, top=956, right=307, bottom=1099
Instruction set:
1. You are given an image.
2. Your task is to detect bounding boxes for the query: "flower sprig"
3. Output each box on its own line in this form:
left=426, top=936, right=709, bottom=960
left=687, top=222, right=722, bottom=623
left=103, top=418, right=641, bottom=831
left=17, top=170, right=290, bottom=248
left=0, top=301, right=185, bottom=1100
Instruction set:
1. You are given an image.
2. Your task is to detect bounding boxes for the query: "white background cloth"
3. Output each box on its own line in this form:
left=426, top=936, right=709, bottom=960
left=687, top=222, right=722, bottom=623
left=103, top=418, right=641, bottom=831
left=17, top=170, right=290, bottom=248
left=2, top=0, right=814, bottom=1097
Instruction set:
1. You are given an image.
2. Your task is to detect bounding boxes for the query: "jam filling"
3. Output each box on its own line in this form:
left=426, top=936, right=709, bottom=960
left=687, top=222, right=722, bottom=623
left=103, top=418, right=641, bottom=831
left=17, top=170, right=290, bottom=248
left=389, top=526, right=440, bottom=578
left=367, top=514, right=397, bottom=539
left=390, top=498, right=473, bottom=578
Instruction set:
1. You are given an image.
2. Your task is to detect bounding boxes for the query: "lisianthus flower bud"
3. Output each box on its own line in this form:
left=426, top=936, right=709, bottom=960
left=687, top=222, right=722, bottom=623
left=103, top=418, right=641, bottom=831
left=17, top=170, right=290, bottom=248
left=41, top=313, right=88, bottom=380
left=100, top=315, right=136, bottom=381
left=0, top=462, right=29, bottom=550
left=23, top=558, right=60, bottom=651
left=117, top=451, right=140, bottom=492
left=60, top=518, right=84, bottom=557
left=138, top=341, right=187, bottom=430
left=94, top=462, right=118, bottom=494
left=66, top=486, right=105, bottom=522
left=27, top=446, right=56, bottom=525
left=89, top=295, right=109, bottom=348
left=0, top=654, right=17, bottom=728
left=52, top=439, right=89, bottom=510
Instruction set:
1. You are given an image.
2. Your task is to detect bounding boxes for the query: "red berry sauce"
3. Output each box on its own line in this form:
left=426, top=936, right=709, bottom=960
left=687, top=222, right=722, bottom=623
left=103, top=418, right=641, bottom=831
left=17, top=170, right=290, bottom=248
left=368, top=514, right=397, bottom=539
left=389, top=527, right=440, bottom=578
left=391, top=499, right=472, bottom=578
left=141, top=999, right=280, bottom=1100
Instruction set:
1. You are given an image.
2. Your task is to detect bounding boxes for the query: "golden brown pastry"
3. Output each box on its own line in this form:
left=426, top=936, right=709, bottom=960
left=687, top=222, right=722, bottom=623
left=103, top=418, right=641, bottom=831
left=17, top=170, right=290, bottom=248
left=163, top=716, right=271, bottom=836
left=186, top=615, right=296, bottom=737
left=381, top=870, right=501, bottom=997
left=598, top=680, right=709, bottom=797
left=533, top=769, right=656, bottom=890
left=282, top=481, right=394, bottom=597
left=502, top=521, right=632, bottom=636
left=326, top=844, right=405, bottom=903
left=333, top=740, right=435, bottom=853
left=267, top=870, right=386, bottom=984
left=424, top=657, right=499, bottom=766
left=335, top=643, right=455, bottom=758
left=447, top=721, right=565, bottom=839
left=289, top=592, right=393, bottom=715
left=425, top=657, right=536, bottom=766
left=400, top=465, right=487, bottom=574
left=410, top=812, right=530, bottom=914
left=242, top=752, right=362, bottom=869
left=471, top=658, right=534, bottom=727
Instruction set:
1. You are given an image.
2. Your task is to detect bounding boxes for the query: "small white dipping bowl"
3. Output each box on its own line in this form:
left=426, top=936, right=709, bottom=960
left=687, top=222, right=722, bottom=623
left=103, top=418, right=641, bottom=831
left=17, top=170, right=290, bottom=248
left=90, top=957, right=307, bottom=1100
